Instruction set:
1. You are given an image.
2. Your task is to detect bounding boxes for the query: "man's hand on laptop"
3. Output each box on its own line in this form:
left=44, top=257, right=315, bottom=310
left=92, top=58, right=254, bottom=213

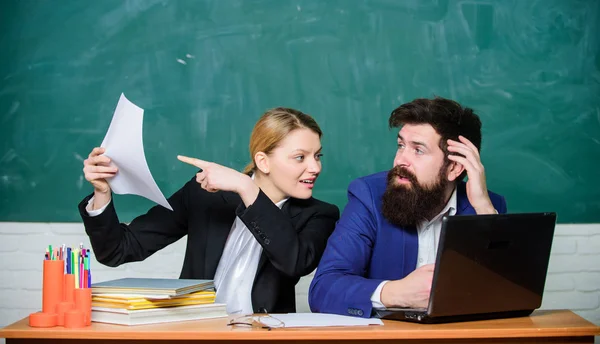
left=380, top=264, right=434, bottom=309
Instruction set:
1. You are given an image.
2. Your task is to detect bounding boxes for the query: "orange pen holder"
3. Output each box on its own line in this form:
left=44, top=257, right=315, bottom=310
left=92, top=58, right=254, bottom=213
left=29, top=260, right=63, bottom=327
left=56, top=301, right=75, bottom=326
left=64, top=274, right=75, bottom=302
left=64, top=310, right=86, bottom=328
left=29, top=261, right=92, bottom=328
left=75, top=287, right=92, bottom=326
left=42, top=260, right=64, bottom=314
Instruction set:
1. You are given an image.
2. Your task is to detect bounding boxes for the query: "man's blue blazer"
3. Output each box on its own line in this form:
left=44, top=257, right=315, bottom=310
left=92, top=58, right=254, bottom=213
left=308, top=171, right=507, bottom=318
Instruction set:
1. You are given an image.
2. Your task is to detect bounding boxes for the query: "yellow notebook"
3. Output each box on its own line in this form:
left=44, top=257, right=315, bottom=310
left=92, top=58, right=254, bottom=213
left=92, top=298, right=216, bottom=310
left=92, top=291, right=216, bottom=310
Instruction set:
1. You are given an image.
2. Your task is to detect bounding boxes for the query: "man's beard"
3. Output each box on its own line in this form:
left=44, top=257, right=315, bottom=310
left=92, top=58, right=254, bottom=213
left=381, top=164, right=451, bottom=228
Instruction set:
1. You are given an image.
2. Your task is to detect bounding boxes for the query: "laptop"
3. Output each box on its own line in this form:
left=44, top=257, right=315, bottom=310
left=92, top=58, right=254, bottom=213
left=372, top=212, right=557, bottom=324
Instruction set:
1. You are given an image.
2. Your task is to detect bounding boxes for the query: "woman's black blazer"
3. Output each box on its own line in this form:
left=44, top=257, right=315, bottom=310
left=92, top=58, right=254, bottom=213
left=78, top=176, right=339, bottom=313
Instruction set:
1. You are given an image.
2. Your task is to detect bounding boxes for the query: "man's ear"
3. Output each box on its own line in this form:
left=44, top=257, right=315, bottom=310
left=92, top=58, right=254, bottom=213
left=446, top=158, right=464, bottom=182
left=254, top=152, right=269, bottom=174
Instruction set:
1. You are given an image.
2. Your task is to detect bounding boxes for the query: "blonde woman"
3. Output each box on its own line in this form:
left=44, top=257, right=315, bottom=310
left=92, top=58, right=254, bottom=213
left=79, top=108, right=339, bottom=315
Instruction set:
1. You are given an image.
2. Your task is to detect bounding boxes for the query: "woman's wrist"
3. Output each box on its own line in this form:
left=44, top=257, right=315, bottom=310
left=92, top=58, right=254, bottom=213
left=237, top=174, right=260, bottom=206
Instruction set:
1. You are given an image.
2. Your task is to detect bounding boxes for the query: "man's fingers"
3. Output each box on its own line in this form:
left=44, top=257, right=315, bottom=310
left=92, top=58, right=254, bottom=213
left=448, top=155, right=477, bottom=174
left=419, top=264, right=435, bottom=272
left=448, top=138, right=480, bottom=159
left=458, top=136, right=480, bottom=156
left=177, top=155, right=209, bottom=169
left=447, top=145, right=473, bottom=158
left=447, top=145, right=481, bottom=168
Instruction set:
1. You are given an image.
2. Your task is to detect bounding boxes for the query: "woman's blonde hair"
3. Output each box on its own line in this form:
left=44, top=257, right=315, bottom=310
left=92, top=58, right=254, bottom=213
left=243, top=107, right=322, bottom=175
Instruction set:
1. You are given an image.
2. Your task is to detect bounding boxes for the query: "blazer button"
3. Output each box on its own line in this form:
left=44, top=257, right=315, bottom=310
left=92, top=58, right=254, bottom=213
left=264, top=238, right=270, bottom=245
left=347, top=308, right=354, bottom=315
left=357, top=309, right=364, bottom=316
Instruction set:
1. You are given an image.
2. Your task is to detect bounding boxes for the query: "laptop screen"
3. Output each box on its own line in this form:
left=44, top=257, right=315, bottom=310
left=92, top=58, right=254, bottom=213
left=427, top=212, right=556, bottom=317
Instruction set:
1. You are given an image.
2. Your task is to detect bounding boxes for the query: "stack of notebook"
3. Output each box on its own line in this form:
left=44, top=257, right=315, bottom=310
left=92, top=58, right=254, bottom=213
left=90, top=278, right=227, bottom=325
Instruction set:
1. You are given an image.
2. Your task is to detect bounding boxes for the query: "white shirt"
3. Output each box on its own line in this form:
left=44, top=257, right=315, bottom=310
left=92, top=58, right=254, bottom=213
left=370, top=188, right=458, bottom=308
left=213, top=197, right=287, bottom=315
left=86, top=188, right=288, bottom=316
left=86, top=197, right=110, bottom=217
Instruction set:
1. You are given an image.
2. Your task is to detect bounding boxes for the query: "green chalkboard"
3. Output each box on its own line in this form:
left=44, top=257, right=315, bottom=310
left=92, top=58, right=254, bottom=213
left=1, top=0, right=599, bottom=223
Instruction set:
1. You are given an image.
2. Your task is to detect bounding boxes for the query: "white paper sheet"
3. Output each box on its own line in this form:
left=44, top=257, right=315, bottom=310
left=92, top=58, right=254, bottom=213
left=100, top=93, right=173, bottom=210
left=258, top=313, right=383, bottom=328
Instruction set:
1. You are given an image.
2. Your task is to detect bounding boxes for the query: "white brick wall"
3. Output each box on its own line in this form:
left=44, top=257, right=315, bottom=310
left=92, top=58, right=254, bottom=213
left=0, top=222, right=598, bottom=335
left=541, top=224, right=600, bottom=327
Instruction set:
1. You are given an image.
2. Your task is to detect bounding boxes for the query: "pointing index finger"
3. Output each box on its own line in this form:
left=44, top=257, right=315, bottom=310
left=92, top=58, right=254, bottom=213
left=177, top=155, right=209, bottom=169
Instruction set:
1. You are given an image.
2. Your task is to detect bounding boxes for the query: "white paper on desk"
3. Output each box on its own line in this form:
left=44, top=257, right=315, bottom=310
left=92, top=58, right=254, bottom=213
left=100, top=93, right=173, bottom=210
left=259, top=313, right=383, bottom=328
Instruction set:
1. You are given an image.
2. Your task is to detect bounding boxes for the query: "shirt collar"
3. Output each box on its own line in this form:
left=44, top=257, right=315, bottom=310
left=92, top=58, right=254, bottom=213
left=275, top=197, right=289, bottom=209
left=444, top=187, right=458, bottom=217
left=419, top=187, right=458, bottom=228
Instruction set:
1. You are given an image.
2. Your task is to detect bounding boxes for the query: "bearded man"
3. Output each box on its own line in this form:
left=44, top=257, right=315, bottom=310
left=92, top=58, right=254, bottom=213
left=308, top=96, right=507, bottom=317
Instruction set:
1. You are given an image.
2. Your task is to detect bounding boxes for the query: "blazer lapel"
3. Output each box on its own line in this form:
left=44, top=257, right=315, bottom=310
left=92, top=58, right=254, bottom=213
left=456, top=182, right=476, bottom=215
left=282, top=198, right=303, bottom=220
left=256, top=198, right=302, bottom=275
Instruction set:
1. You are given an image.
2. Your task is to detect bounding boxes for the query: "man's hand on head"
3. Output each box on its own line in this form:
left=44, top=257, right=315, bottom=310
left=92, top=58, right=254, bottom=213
left=446, top=136, right=496, bottom=214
